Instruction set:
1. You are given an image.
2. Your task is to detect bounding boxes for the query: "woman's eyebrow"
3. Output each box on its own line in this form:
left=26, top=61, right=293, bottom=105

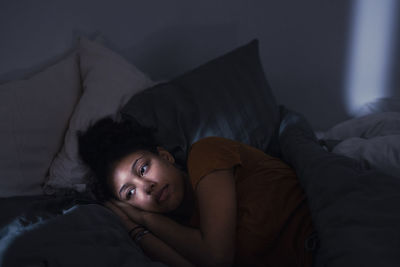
left=131, top=156, right=143, bottom=173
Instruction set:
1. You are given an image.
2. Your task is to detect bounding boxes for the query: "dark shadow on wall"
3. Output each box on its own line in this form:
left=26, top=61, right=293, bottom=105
left=108, top=23, right=243, bottom=81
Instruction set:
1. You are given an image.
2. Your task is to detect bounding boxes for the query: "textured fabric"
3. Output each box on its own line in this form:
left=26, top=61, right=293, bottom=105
left=187, top=137, right=313, bottom=267
left=332, top=135, right=400, bottom=178
left=44, top=37, right=155, bottom=194
left=279, top=109, right=400, bottom=267
left=355, top=97, right=400, bottom=117
left=319, top=112, right=400, bottom=140
left=0, top=195, right=166, bottom=267
left=318, top=112, right=400, bottom=179
left=121, top=40, right=280, bottom=166
left=0, top=51, right=82, bottom=197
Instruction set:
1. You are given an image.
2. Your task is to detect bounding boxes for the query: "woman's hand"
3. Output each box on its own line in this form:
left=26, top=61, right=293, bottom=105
left=103, top=200, right=139, bottom=231
left=104, top=200, right=146, bottom=227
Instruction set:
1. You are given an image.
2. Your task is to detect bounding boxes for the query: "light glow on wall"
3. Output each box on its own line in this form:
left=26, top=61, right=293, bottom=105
left=345, top=0, right=397, bottom=115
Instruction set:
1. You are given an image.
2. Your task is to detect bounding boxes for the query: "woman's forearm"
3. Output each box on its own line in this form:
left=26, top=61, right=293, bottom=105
left=139, top=233, right=194, bottom=267
left=142, top=213, right=224, bottom=266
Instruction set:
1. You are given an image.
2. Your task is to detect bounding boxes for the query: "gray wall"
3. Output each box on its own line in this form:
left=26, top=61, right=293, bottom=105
left=1, top=0, right=399, bottom=131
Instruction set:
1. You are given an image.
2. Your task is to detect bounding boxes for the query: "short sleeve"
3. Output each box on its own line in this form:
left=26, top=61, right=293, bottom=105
left=187, top=137, right=242, bottom=190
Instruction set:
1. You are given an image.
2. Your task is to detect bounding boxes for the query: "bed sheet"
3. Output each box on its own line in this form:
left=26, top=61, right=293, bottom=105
left=317, top=112, right=400, bottom=178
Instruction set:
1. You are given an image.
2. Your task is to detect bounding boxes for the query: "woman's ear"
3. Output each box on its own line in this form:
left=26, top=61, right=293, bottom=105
left=157, top=147, right=175, bottom=164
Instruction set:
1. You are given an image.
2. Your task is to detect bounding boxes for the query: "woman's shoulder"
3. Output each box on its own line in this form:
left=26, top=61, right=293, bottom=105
left=189, top=136, right=266, bottom=157
left=187, top=137, right=242, bottom=187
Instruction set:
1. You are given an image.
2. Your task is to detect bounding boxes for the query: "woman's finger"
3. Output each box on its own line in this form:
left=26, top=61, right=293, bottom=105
left=111, top=200, right=140, bottom=214
left=103, top=201, right=138, bottom=230
left=110, top=200, right=144, bottom=224
left=103, top=201, right=115, bottom=209
left=104, top=201, right=129, bottom=219
left=111, top=199, right=131, bottom=209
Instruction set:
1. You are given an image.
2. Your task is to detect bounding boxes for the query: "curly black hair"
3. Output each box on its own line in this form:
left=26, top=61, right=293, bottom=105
left=78, top=117, right=158, bottom=200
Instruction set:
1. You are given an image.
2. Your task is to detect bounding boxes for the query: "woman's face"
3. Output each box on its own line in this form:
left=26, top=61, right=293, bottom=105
left=110, top=148, right=186, bottom=213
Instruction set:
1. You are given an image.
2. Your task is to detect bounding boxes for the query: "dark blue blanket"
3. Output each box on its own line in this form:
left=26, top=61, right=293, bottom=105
left=0, top=195, right=165, bottom=267
left=279, top=109, right=400, bottom=267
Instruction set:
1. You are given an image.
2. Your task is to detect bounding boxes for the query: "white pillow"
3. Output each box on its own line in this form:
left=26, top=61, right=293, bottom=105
left=319, top=112, right=400, bottom=140
left=318, top=112, right=400, bottom=179
left=332, top=135, right=400, bottom=178
left=0, top=52, right=82, bottom=197
left=355, top=97, right=400, bottom=117
left=43, top=37, right=155, bottom=194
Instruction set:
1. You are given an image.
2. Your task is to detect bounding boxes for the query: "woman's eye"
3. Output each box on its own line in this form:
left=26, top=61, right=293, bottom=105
left=140, top=164, right=148, bottom=176
left=126, top=188, right=136, bottom=199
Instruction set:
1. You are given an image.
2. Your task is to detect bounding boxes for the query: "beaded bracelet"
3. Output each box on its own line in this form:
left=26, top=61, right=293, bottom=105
left=128, top=225, right=145, bottom=237
left=134, top=229, right=150, bottom=243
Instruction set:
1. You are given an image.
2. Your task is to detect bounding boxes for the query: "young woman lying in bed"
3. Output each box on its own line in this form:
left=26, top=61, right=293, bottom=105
left=78, top=116, right=315, bottom=267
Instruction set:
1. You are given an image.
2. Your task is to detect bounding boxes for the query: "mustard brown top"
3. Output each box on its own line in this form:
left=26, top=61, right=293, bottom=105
left=187, top=137, right=313, bottom=266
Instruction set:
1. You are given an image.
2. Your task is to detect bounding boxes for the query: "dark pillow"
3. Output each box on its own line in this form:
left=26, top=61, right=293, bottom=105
left=120, top=39, right=279, bottom=165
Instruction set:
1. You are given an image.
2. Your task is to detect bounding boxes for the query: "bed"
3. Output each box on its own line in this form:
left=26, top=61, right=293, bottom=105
left=1, top=36, right=400, bottom=267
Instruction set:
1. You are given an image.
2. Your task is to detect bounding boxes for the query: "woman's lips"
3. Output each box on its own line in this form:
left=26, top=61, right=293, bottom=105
left=157, top=185, right=169, bottom=203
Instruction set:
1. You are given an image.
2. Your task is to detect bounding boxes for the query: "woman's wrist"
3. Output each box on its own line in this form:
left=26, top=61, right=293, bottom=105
left=128, top=225, right=146, bottom=237
left=133, top=229, right=151, bottom=243
left=128, top=225, right=151, bottom=244
left=141, top=211, right=154, bottom=228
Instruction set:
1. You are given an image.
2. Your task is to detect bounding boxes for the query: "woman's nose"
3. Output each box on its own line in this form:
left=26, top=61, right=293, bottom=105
left=144, top=182, right=155, bottom=195
left=135, top=179, right=155, bottom=195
